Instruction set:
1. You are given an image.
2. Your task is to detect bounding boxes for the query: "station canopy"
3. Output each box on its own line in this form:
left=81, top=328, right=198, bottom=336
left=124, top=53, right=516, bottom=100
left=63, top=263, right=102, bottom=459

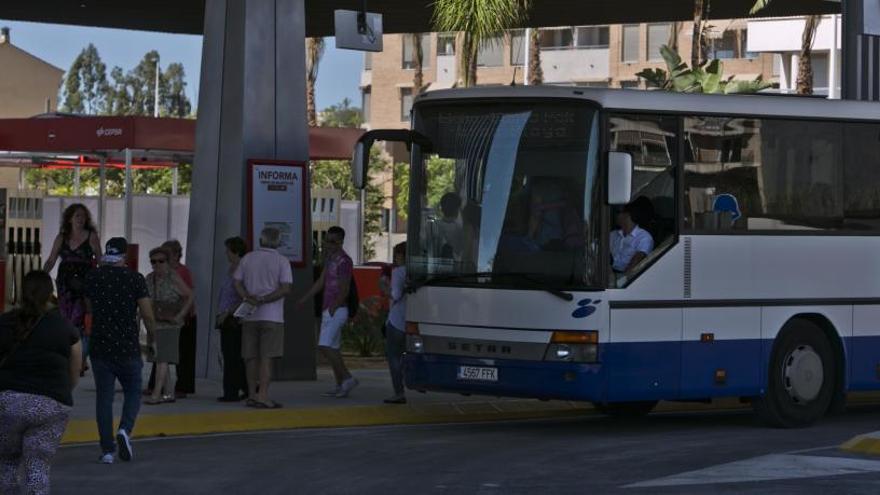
left=0, top=0, right=839, bottom=36
left=0, top=115, right=364, bottom=169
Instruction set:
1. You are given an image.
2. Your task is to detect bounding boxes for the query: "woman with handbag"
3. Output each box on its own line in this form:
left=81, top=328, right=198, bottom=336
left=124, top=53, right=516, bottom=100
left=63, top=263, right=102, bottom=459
left=0, top=270, right=81, bottom=494
left=144, top=247, right=192, bottom=405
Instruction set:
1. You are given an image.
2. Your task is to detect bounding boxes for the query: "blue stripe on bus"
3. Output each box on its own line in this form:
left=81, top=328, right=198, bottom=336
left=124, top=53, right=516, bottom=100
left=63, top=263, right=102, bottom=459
left=405, top=337, right=880, bottom=402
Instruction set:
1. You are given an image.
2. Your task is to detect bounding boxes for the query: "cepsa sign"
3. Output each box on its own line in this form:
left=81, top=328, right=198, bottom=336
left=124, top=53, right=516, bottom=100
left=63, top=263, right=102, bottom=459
left=248, top=160, right=307, bottom=265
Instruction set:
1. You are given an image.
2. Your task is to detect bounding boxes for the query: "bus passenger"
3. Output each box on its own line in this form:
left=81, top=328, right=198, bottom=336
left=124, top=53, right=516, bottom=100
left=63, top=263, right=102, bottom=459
left=610, top=201, right=654, bottom=274
left=435, top=192, right=463, bottom=259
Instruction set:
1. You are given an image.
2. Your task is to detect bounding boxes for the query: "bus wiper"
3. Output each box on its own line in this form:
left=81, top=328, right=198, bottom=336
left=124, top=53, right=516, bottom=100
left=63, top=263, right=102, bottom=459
left=408, top=271, right=574, bottom=301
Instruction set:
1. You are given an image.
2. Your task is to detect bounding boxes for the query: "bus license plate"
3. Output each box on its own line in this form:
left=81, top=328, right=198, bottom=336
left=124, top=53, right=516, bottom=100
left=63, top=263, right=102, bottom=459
left=457, top=366, right=498, bottom=382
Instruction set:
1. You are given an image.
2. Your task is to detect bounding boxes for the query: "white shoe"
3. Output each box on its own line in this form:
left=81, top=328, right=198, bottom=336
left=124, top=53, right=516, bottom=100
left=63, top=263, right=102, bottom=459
left=336, top=377, right=359, bottom=398
left=99, top=453, right=114, bottom=464
left=116, top=429, right=133, bottom=462
left=321, top=386, right=341, bottom=397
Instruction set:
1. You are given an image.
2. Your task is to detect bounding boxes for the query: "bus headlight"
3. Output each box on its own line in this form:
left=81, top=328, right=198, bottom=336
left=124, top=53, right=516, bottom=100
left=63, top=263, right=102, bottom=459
left=407, top=335, right=424, bottom=353
left=544, top=331, right=598, bottom=362
left=544, top=343, right=597, bottom=362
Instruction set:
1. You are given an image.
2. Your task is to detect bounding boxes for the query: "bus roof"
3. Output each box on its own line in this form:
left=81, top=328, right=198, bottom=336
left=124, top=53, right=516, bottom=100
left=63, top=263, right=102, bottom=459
left=416, top=86, right=880, bottom=123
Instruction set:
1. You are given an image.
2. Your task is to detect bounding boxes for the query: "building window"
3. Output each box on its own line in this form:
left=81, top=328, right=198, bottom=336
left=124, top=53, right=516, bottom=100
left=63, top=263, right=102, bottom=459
left=403, top=34, right=431, bottom=69
left=364, top=52, right=372, bottom=71
left=362, top=87, right=371, bottom=123
left=706, top=29, right=746, bottom=59
left=620, top=80, right=640, bottom=89
left=540, top=28, right=573, bottom=50
left=622, top=24, right=640, bottom=62
left=646, top=23, right=672, bottom=62
left=437, top=33, right=455, bottom=56
left=575, top=26, right=609, bottom=48
left=510, top=29, right=525, bottom=66
left=400, top=88, right=413, bottom=121
left=477, top=36, right=504, bottom=67
left=576, top=81, right=609, bottom=87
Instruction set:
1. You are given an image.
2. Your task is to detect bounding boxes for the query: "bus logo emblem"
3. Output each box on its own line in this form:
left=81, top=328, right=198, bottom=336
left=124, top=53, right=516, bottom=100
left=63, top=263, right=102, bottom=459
left=572, top=299, right=600, bottom=319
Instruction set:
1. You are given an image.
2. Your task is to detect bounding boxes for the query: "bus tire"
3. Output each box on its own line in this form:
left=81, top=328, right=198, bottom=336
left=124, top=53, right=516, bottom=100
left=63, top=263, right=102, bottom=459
left=754, top=319, right=836, bottom=428
left=593, top=401, right=658, bottom=418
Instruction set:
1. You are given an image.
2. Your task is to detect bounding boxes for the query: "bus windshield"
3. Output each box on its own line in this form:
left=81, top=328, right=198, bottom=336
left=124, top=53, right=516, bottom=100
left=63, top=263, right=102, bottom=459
left=408, top=100, right=602, bottom=290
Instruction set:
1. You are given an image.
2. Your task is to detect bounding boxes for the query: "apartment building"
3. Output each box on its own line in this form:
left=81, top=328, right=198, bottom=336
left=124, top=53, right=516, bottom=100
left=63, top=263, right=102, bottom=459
left=360, top=21, right=777, bottom=238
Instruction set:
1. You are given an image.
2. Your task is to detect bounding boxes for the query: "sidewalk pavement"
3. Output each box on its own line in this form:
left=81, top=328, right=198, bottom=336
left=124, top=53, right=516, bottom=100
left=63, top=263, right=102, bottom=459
left=62, top=364, right=592, bottom=445
left=65, top=362, right=880, bottom=447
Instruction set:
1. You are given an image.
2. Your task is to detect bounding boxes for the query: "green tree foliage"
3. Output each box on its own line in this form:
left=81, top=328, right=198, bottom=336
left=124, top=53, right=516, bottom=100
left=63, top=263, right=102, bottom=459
left=432, top=0, right=531, bottom=87
left=319, top=98, right=362, bottom=128
left=310, top=148, right=387, bottom=260
left=61, top=44, right=109, bottom=114
left=45, top=46, right=195, bottom=197
left=637, top=45, right=771, bottom=94
left=393, top=157, right=456, bottom=223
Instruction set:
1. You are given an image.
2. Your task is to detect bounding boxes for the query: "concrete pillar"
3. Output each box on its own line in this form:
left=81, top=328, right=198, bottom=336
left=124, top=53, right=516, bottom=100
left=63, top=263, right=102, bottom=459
left=790, top=54, right=800, bottom=93
left=190, top=0, right=315, bottom=381
left=843, top=0, right=880, bottom=100
left=779, top=54, right=793, bottom=92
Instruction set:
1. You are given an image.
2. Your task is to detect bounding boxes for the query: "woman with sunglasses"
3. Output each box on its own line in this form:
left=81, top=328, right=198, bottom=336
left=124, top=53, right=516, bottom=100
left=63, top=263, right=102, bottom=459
left=144, top=247, right=192, bottom=405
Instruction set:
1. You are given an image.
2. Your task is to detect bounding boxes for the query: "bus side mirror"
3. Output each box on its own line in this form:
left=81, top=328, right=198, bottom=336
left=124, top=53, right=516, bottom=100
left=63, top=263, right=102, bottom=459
left=351, top=142, right=368, bottom=189
left=351, top=129, right=434, bottom=190
left=608, top=151, right=633, bottom=205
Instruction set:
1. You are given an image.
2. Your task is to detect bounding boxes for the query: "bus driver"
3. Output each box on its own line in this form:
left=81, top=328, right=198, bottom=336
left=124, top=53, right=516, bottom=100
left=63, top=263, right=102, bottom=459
left=610, top=201, right=654, bottom=275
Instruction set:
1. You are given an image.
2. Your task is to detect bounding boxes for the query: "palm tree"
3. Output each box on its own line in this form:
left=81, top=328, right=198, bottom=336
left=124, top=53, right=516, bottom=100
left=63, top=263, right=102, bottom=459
left=411, top=33, right=425, bottom=94
left=796, top=15, right=821, bottom=95
left=306, top=37, right=325, bottom=126
left=528, top=29, right=543, bottom=85
left=691, top=0, right=707, bottom=68
left=432, top=0, right=532, bottom=87
left=750, top=1, right=821, bottom=95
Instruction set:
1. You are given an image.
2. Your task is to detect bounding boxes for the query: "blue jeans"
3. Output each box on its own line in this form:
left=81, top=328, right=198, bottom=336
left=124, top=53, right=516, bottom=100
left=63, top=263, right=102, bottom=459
left=91, top=357, right=143, bottom=454
left=384, top=324, right=406, bottom=396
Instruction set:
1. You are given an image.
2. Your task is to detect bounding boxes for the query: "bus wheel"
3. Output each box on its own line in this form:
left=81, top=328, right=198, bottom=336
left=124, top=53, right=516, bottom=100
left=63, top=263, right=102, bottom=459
left=593, top=401, right=658, bottom=418
left=754, top=320, right=836, bottom=428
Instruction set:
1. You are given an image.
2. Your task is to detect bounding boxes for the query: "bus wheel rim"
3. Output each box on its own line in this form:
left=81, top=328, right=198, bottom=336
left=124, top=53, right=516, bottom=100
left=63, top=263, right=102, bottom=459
left=782, top=344, right=824, bottom=404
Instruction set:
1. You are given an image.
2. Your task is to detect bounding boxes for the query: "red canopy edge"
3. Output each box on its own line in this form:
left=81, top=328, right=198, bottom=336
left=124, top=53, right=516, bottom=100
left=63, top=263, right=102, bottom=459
left=0, top=116, right=364, bottom=161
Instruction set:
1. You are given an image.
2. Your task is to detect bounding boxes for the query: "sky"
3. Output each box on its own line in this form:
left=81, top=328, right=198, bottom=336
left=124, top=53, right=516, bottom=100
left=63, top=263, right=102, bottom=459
left=0, top=20, right=363, bottom=113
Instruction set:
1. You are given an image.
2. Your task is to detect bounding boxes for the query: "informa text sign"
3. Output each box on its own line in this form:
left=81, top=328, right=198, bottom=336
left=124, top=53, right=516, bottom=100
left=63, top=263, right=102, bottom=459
left=247, top=160, right=307, bottom=266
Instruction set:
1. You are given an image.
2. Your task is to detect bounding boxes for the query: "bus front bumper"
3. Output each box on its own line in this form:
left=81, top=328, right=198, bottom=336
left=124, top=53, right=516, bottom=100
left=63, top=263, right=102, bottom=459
left=404, top=353, right=605, bottom=402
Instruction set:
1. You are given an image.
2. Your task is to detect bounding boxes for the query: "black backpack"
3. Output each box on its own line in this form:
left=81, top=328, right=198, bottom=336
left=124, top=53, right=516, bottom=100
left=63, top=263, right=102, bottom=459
left=346, top=276, right=359, bottom=318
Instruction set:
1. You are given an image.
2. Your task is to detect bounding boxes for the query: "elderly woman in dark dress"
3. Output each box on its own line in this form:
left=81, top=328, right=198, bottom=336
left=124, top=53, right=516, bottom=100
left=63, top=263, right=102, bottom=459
left=43, top=204, right=101, bottom=375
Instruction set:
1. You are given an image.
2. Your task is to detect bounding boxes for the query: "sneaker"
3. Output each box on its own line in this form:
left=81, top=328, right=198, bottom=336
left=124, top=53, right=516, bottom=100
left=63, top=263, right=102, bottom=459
left=99, top=453, right=114, bottom=464
left=321, top=386, right=341, bottom=397
left=116, top=429, right=132, bottom=462
left=336, top=378, right=359, bottom=398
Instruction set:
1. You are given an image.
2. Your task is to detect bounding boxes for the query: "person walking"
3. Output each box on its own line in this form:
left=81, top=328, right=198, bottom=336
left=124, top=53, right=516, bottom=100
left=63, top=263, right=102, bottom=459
left=144, top=247, right=192, bottom=405
left=234, top=227, right=292, bottom=409
left=43, top=203, right=101, bottom=376
left=216, top=236, right=248, bottom=402
left=84, top=238, right=156, bottom=464
left=383, top=242, right=408, bottom=404
left=0, top=271, right=81, bottom=494
left=297, top=226, right=358, bottom=398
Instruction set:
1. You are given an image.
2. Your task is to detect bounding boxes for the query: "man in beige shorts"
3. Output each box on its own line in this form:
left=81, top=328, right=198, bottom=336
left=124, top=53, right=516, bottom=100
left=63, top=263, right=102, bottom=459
left=234, top=227, right=292, bottom=409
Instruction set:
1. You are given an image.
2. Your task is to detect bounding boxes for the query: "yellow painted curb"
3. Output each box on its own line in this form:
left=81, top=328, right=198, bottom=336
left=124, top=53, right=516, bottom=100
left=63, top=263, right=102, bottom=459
left=60, top=401, right=591, bottom=445
left=841, top=432, right=880, bottom=456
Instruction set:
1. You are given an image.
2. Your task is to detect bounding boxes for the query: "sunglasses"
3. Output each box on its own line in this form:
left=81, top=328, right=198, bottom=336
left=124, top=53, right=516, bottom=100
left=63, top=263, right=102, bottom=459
left=150, top=259, right=167, bottom=265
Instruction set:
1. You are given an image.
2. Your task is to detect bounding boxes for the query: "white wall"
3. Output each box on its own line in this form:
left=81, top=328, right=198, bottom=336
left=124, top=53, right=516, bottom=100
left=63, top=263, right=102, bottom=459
left=748, top=16, right=841, bottom=53
left=541, top=48, right=610, bottom=83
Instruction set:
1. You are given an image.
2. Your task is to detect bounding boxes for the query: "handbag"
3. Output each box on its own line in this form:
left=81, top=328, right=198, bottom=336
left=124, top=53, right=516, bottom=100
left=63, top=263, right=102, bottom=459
left=152, top=275, right=185, bottom=323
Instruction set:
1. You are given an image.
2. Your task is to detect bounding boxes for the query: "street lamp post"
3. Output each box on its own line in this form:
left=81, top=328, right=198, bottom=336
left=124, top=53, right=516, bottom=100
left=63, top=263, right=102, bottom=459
left=153, top=54, right=160, bottom=117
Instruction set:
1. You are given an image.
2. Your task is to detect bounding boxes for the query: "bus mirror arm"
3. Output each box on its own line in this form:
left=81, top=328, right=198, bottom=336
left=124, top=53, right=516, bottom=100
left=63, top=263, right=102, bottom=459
left=352, top=129, right=433, bottom=189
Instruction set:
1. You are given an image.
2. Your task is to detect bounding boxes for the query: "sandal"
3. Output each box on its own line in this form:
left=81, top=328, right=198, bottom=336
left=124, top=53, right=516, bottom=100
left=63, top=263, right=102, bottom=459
left=253, top=400, right=282, bottom=409
left=144, top=397, right=164, bottom=405
left=162, top=395, right=176, bottom=404
left=245, top=398, right=258, bottom=408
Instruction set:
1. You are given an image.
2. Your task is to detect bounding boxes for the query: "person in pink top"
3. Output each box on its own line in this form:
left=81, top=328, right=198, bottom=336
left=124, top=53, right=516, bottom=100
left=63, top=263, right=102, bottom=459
left=234, top=227, right=293, bottom=409
left=297, top=226, right=358, bottom=398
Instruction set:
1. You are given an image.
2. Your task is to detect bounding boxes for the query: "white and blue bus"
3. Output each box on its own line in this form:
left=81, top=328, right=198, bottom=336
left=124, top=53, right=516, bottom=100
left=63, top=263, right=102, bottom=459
left=353, top=86, right=880, bottom=427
